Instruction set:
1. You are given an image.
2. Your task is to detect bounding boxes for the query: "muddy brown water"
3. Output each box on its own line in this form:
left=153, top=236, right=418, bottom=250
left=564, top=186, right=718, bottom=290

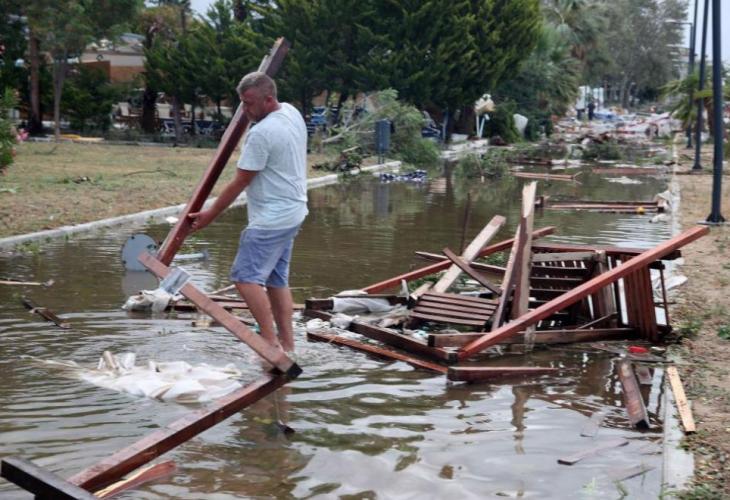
left=1, top=162, right=675, bottom=498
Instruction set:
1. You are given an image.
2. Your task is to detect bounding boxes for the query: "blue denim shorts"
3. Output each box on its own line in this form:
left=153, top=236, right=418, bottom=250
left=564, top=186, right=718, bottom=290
left=230, top=225, right=300, bottom=288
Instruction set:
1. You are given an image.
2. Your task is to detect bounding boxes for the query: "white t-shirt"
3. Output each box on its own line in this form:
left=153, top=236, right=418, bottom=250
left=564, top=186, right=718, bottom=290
left=237, top=103, right=308, bottom=229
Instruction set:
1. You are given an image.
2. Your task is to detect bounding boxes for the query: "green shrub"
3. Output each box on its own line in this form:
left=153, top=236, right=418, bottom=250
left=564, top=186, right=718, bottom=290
left=0, top=88, right=18, bottom=174
left=484, top=102, right=521, bottom=144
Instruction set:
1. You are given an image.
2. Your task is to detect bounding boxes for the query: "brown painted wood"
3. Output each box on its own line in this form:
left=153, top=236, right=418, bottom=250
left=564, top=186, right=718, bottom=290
left=421, top=291, right=498, bottom=305
left=307, top=330, right=448, bottom=373
left=1, top=457, right=97, bottom=499
left=428, top=328, right=638, bottom=348
left=634, top=365, right=653, bottom=385
left=95, top=460, right=176, bottom=498
left=409, top=312, right=486, bottom=327
left=618, top=361, right=650, bottom=429
left=532, top=251, right=596, bottom=263
left=557, top=439, right=629, bottom=465
left=305, top=309, right=457, bottom=362
left=140, top=253, right=299, bottom=376
left=457, top=226, right=709, bottom=359
left=411, top=306, right=492, bottom=321
left=532, top=243, right=682, bottom=260
left=157, top=38, right=290, bottom=265
left=363, top=227, right=556, bottom=293
left=441, top=247, right=502, bottom=295
left=21, top=297, right=70, bottom=329
left=416, top=301, right=496, bottom=316
left=447, top=366, right=559, bottom=382
left=432, top=216, right=506, bottom=293
left=666, top=366, right=696, bottom=433
left=68, top=375, right=287, bottom=491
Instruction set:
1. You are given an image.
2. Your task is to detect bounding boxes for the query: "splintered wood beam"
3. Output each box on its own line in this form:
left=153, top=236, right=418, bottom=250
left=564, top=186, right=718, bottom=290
left=431, top=216, right=506, bottom=293
left=95, top=460, right=176, bottom=498
left=458, top=226, right=709, bottom=359
left=305, top=309, right=456, bottom=363
left=68, top=375, right=287, bottom=492
left=140, top=253, right=300, bottom=377
left=441, top=247, right=501, bottom=295
left=363, top=227, right=556, bottom=294
left=307, top=330, right=448, bottom=373
left=1, top=457, right=97, bottom=499
left=447, top=366, right=559, bottom=382
left=618, top=361, right=650, bottom=429
left=666, top=366, right=696, bottom=433
left=156, top=38, right=290, bottom=265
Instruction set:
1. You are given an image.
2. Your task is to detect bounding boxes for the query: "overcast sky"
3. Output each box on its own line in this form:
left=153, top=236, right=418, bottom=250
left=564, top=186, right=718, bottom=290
left=191, top=0, right=730, bottom=62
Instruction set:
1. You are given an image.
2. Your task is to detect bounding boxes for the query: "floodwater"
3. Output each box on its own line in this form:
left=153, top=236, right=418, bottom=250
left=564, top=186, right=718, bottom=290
left=0, top=154, right=676, bottom=499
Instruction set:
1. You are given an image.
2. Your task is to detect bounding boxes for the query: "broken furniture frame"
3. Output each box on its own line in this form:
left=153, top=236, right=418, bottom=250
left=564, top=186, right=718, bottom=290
left=1, top=38, right=301, bottom=499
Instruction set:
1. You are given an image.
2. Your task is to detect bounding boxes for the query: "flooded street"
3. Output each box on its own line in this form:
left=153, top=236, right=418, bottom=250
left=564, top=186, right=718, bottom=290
left=1, top=158, right=675, bottom=498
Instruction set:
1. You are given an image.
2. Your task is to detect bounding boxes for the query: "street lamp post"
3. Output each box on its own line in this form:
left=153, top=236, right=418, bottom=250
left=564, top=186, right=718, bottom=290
left=705, top=0, right=724, bottom=223
left=692, top=0, right=710, bottom=171
left=685, top=0, right=699, bottom=148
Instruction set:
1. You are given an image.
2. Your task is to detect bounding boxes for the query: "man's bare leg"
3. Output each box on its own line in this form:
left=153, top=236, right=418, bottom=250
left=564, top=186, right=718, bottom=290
left=267, top=286, right=295, bottom=352
left=235, top=283, right=283, bottom=351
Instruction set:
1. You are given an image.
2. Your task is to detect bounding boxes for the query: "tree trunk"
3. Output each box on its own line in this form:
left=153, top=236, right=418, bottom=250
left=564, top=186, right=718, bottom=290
left=28, top=35, right=43, bottom=135
left=190, top=99, right=196, bottom=136
left=141, top=86, right=157, bottom=133
left=52, top=57, right=67, bottom=142
left=172, top=96, right=182, bottom=145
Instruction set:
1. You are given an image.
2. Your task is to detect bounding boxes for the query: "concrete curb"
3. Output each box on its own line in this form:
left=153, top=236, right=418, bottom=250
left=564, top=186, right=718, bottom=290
left=0, top=160, right=401, bottom=250
left=660, top=140, right=694, bottom=493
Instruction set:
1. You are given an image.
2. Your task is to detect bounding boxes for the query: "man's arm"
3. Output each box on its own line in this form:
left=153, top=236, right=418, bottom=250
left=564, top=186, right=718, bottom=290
left=188, top=169, right=258, bottom=232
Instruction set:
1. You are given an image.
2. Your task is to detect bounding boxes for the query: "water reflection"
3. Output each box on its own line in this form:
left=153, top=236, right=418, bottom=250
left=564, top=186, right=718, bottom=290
left=0, top=162, right=672, bottom=498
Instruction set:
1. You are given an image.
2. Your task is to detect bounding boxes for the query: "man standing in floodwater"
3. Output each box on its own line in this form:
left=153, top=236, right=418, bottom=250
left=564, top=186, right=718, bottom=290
left=188, top=72, right=308, bottom=356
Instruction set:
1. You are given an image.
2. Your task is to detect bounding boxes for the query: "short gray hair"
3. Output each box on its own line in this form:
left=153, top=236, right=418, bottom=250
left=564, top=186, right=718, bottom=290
left=236, top=72, right=277, bottom=98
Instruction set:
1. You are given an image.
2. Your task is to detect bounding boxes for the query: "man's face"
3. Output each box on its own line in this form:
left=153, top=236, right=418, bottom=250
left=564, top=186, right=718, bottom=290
left=241, top=87, right=270, bottom=123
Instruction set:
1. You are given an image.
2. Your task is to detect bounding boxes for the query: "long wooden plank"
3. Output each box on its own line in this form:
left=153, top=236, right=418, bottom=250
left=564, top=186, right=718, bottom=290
left=409, top=312, right=486, bottom=327
left=157, top=38, right=290, bottom=265
left=447, top=366, right=559, bottom=382
left=428, top=328, right=638, bottom=348
left=305, top=309, right=457, bottom=362
left=458, top=226, right=709, bottom=359
left=140, top=253, right=299, bottom=377
left=307, top=330, right=448, bottom=373
left=532, top=251, right=596, bottom=263
left=532, top=243, right=682, bottom=260
left=512, top=182, right=537, bottom=321
left=557, top=439, right=629, bottom=465
left=68, top=375, right=287, bottom=491
left=21, top=297, right=70, bottom=329
left=666, top=366, right=696, bottom=433
left=416, top=301, right=496, bottom=315
left=422, top=291, right=498, bottom=305
left=432, top=215, right=506, bottom=293
left=491, top=226, right=521, bottom=330
left=618, top=361, right=650, bottom=429
left=415, top=252, right=588, bottom=278
left=1, top=457, right=97, bottom=499
left=441, top=247, right=502, bottom=295
left=362, top=227, right=556, bottom=293
left=411, top=306, right=491, bottom=321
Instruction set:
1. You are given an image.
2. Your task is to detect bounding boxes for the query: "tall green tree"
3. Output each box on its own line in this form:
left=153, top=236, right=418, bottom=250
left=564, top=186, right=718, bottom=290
left=25, top=0, right=141, bottom=140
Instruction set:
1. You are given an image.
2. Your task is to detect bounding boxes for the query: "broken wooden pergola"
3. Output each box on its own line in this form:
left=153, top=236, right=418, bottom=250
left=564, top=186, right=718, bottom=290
left=1, top=38, right=304, bottom=499
left=304, top=183, right=708, bottom=385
